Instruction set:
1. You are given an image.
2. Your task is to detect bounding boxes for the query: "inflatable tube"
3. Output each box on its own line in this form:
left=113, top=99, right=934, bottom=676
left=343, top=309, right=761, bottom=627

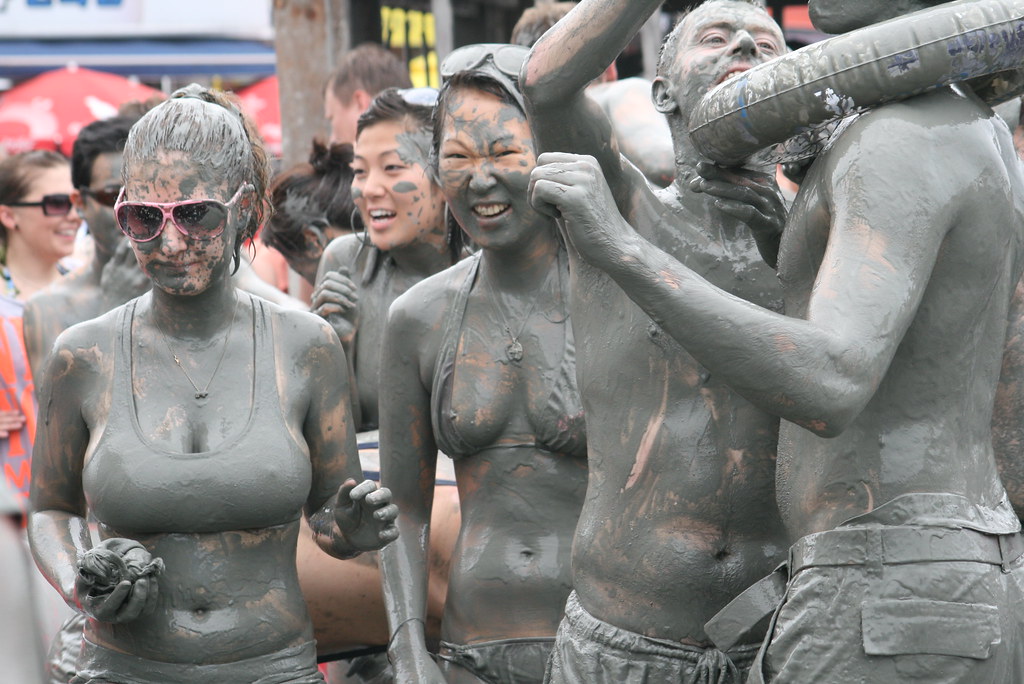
left=689, top=0, right=1024, bottom=166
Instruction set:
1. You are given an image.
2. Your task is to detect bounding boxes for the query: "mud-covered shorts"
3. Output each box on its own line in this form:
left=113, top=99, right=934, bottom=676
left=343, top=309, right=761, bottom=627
left=70, top=637, right=325, bottom=684
left=46, top=612, right=85, bottom=684
left=544, top=591, right=757, bottom=684
left=437, top=636, right=554, bottom=683
left=751, top=521, right=1024, bottom=682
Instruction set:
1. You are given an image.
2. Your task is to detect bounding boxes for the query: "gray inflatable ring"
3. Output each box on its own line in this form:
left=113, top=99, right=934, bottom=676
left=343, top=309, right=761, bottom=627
left=689, top=0, right=1024, bottom=166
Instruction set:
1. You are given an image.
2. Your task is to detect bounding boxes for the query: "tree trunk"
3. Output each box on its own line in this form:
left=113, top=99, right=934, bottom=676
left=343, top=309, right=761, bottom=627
left=272, top=0, right=351, bottom=168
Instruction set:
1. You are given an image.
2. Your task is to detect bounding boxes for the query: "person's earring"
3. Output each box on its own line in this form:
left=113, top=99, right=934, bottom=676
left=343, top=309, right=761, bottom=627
left=445, top=205, right=456, bottom=245
left=444, top=204, right=471, bottom=257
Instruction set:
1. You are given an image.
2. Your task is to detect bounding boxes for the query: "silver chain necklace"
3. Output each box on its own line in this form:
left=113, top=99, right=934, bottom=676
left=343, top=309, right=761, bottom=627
left=157, top=299, right=238, bottom=400
left=480, top=257, right=559, bottom=364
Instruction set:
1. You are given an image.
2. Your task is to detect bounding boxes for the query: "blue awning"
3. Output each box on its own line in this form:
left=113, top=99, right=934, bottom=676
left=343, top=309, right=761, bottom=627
left=0, top=39, right=276, bottom=80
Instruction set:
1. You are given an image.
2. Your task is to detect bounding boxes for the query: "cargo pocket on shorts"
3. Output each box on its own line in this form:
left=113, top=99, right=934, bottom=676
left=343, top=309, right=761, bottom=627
left=861, top=599, right=1000, bottom=659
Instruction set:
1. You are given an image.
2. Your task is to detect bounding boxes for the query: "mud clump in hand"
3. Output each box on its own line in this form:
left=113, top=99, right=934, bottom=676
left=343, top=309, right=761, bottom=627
left=77, top=538, right=165, bottom=595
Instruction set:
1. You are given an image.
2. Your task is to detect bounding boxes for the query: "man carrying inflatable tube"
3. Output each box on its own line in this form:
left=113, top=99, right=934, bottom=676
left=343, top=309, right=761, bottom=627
left=523, top=1, right=793, bottom=682
left=531, top=0, right=1024, bottom=682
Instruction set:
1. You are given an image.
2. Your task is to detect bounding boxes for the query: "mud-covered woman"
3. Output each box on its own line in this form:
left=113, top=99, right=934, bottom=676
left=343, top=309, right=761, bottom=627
left=313, top=88, right=459, bottom=431
left=264, top=132, right=459, bottom=673
left=28, top=85, right=397, bottom=683
left=379, top=45, right=587, bottom=684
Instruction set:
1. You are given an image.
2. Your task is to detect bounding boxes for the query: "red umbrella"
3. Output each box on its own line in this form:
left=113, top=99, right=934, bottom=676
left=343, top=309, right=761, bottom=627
left=0, top=65, right=161, bottom=157
left=236, top=75, right=282, bottom=157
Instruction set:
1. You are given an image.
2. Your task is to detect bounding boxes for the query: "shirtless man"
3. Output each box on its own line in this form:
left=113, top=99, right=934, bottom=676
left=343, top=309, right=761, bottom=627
left=531, top=1, right=1024, bottom=681
left=521, top=1, right=789, bottom=680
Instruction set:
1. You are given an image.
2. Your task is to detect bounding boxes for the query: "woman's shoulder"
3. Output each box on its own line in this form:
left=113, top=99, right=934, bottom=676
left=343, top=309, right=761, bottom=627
left=47, top=300, right=127, bottom=377
left=390, top=255, right=478, bottom=324
left=58, top=299, right=126, bottom=347
left=320, top=233, right=369, bottom=269
left=254, top=294, right=334, bottom=341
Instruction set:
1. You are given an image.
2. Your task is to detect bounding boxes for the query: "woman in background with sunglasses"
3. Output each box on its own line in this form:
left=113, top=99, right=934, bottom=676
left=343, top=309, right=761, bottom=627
left=23, top=115, right=152, bottom=382
left=0, top=149, right=80, bottom=505
left=28, top=84, right=397, bottom=683
left=0, top=150, right=79, bottom=302
left=313, top=87, right=458, bottom=432
left=379, top=44, right=586, bottom=684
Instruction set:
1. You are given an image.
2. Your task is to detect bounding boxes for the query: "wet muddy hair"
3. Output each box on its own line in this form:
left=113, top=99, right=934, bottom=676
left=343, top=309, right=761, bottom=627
left=658, top=0, right=768, bottom=77
left=122, top=83, right=271, bottom=272
left=355, top=87, right=435, bottom=143
left=264, top=141, right=356, bottom=258
left=71, top=115, right=137, bottom=190
left=0, top=149, right=69, bottom=243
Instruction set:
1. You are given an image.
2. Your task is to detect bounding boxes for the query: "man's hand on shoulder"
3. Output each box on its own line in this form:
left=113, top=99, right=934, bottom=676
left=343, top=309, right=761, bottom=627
left=530, top=152, right=636, bottom=269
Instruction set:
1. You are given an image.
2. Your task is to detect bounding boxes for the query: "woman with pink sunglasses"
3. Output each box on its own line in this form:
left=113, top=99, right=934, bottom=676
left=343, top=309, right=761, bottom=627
left=28, top=84, right=397, bottom=683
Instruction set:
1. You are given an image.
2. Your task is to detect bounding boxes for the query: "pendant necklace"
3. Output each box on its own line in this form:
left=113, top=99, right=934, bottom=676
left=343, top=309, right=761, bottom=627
left=157, top=298, right=238, bottom=400
left=482, top=256, right=558, bottom=364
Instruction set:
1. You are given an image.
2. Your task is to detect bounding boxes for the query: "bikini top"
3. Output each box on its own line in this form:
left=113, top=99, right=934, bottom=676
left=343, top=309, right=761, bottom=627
left=83, top=295, right=312, bottom=534
left=430, top=252, right=587, bottom=460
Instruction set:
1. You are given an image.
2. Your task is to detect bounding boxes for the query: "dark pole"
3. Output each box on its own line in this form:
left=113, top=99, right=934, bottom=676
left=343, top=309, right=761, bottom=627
left=350, top=0, right=383, bottom=46
left=767, top=0, right=788, bottom=31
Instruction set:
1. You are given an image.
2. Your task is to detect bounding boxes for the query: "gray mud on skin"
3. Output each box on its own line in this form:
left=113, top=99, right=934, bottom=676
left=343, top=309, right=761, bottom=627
left=27, top=87, right=396, bottom=682
left=530, top=0, right=1024, bottom=681
left=318, top=109, right=450, bottom=430
left=379, top=81, right=587, bottom=684
left=522, top=0, right=790, bottom=659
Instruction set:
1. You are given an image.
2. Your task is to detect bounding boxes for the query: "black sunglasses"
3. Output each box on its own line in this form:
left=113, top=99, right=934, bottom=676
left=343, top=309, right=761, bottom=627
left=80, top=185, right=123, bottom=208
left=8, top=193, right=74, bottom=216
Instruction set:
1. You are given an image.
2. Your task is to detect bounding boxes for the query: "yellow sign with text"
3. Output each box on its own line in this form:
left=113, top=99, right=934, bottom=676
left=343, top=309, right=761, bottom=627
left=381, top=6, right=439, bottom=88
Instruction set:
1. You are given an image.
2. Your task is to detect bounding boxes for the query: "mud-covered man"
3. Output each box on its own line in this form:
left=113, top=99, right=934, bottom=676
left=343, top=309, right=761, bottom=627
left=521, top=1, right=790, bottom=681
left=531, top=1, right=1024, bottom=681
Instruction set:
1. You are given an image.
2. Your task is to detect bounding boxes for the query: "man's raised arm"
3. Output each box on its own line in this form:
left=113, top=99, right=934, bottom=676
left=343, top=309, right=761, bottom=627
left=521, top=0, right=664, bottom=189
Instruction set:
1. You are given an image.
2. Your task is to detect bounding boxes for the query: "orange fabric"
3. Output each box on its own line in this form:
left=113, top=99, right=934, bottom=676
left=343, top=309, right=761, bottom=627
left=0, top=297, right=35, bottom=514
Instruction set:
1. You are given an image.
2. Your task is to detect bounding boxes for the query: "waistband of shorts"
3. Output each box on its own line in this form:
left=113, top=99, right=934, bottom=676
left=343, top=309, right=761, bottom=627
left=790, top=523, right=1024, bottom=575
left=562, top=591, right=759, bottom=664
left=439, top=636, right=556, bottom=654
left=836, top=492, right=1020, bottom=535
left=77, top=637, right=320, bottom=683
